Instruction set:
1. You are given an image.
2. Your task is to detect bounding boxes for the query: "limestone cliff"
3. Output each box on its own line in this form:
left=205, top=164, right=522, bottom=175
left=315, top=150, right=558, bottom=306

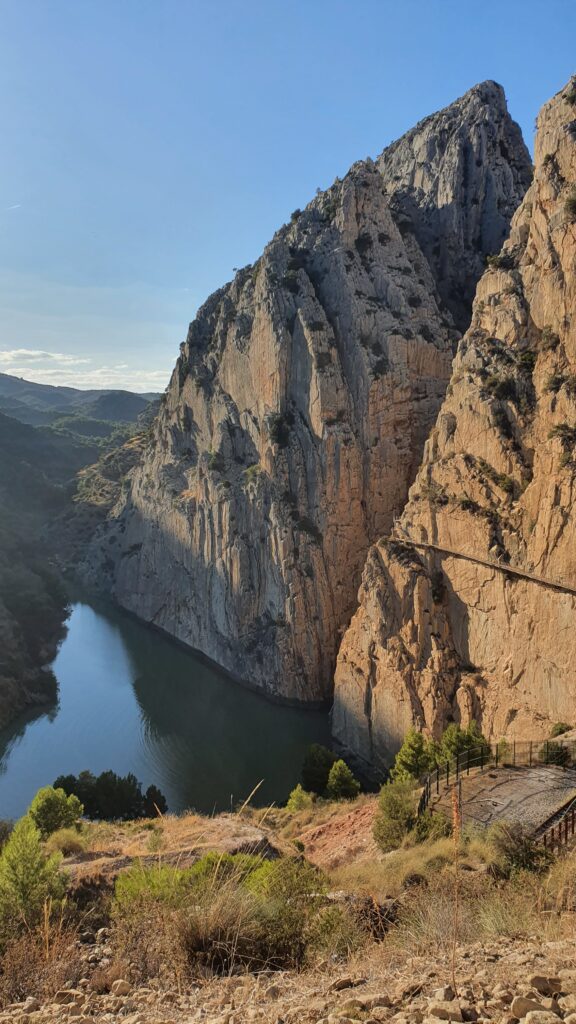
left=83, top=83, right=530, bottom=702
left=333, top=78, right=576, bottom=770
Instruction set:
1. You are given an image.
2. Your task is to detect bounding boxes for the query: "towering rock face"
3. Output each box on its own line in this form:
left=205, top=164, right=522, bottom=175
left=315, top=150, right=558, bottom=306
left=333, top=78, right=576, bottom=771
left=83, top=83, right=530, bottom=703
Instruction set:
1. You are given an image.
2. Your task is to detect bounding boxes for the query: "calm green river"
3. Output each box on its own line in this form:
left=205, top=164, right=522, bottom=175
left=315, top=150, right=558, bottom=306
left=0, top=600, right=330, bottom=820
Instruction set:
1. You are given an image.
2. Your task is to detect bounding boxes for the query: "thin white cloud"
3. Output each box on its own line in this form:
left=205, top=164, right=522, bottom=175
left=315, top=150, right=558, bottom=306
left=3, top=365, right=169, bottom=392
left=0, top=348, right=91, bottom=366
left=5, top=204, right=21, bottom=211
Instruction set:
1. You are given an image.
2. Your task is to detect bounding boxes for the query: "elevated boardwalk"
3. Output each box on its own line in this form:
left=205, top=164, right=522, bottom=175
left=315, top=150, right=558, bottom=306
left=390, top=533, right=576, bottom=598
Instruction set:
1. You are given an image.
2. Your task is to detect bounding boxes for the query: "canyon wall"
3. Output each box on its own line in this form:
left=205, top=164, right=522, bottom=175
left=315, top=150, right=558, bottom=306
left=333, top=78, right=576, bottom=771
left=82, top=83, right=530, bottom=702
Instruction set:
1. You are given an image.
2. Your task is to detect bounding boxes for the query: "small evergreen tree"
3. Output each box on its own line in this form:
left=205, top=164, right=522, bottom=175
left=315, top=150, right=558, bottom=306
left=28, top=786, right=83, bottom=838
left=301, top=744, right=337, bottom=795
left=372, top=779, right=417, bottom=853
left=143, top=785, right=168, bottom=817
left=0, top=817, right=65, bottom=933
left=438, top=721, right=487, bottom=763
left=286, top=784, right=314, bottom=812
left=326, top=760, right=360, bottom=800
left=391, top=728, right=434, bottom=781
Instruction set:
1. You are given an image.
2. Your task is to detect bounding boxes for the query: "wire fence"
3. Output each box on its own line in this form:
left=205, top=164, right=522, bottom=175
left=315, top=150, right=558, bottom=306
left=416, top=739, right=576, bottom=853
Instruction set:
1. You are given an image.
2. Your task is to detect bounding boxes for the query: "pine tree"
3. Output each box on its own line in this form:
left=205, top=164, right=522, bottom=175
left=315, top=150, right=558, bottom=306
left=391, top=728, right=434, bottom=781
left=0, top=817, right=65, bottom=932
left=326, top=759, right=361, bottom=800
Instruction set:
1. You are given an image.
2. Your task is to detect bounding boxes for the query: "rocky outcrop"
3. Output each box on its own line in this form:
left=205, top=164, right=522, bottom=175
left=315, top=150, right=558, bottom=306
left=82, top=83, right=530, bottom=702
left=333, top=78, right=576, bottom=770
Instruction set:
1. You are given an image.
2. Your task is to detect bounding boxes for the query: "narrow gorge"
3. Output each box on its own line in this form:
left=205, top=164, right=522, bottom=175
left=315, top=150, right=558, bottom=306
left=82, top=82, right=531, bottom=708
left=333, top=77, right=576, bottom=771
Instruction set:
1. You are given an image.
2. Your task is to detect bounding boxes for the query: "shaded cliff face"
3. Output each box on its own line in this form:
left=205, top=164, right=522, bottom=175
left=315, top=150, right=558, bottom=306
left=333, top=78, right=576, bottom=770
left=83, top=83, right=531, bottom=702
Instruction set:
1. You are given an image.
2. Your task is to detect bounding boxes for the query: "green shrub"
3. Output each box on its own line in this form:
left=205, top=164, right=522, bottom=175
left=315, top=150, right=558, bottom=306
left=187, top=852, right=264, bottom=889
left=540, top=326, right=560, bottom=351
left=565, top=188, right=576, bottom=222
left=412, top=811, right=452, bottom=843
left=286, top=784, right=315, bottom=812
left=28, top=787, right=83, bottom=839
left=112, top=853, right=328, bottom=977
left=484, top=375, right=517, bottom=402
left=326, top=760, right=360, bottom=800
left=489, top=822, right=552, bottom=875
left=539, top=741, right=571, bottom=767
left=373, top=780, right=418, bottom=853
left=565, top=81, right=576, bottom=106
left=115, top=862, right=193, bottom=911
left=0, top=818, right=65, bottom=936
left=45, top=828, right=86, bottom=857
left=550, top=722, right=572, bottom=737
left=269, top=411, right=295, bottom=448
left=207, top=450, right=225, bottom=473
left=301, top=744, right=337, bottom=794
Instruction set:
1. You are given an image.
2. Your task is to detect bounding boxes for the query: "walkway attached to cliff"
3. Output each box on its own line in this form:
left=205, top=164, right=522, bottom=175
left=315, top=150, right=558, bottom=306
left=390, top=532, right=576, bottom=598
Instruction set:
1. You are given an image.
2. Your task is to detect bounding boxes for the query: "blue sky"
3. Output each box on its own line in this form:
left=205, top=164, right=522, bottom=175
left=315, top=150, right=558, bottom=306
left=0, top=1, right=574, bottom=392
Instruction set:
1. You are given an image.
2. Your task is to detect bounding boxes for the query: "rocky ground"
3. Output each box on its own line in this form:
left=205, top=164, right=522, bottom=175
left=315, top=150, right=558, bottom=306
left=6, top=932, right=576, bottom=1024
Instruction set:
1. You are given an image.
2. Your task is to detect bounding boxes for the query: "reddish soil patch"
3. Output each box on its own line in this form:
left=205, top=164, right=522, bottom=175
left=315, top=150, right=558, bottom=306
left=298, top=798, right=379, bottom=871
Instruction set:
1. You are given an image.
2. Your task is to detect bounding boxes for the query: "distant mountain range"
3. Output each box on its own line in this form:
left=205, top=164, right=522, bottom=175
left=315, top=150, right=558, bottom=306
left=0, top=372, right=161, bottom=427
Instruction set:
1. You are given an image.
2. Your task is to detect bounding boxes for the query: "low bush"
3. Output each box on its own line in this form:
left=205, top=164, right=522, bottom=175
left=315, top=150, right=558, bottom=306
left=550, top=722, right=572, bottom=737
left=45, top=828, right=86, bottom=857
left=111, top=851, right=339, bottom=981
left=286, top=784, right=315, bottom=812
left=565, top=187, right=576, bottom=222
left=28, top=786, right=83, bottom=839
left=539, top=740, right=571, bottom=767
left=0, top=925, right=83, bottom=1008
left=488, top=822, right=552, bottom=875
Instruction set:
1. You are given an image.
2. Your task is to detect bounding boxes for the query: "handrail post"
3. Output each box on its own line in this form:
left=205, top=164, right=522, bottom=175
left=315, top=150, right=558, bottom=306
left=495, top=744, right=499, bottom=768
left=513, top=741, right=516, bottom=766
left=565, top=817, right=569, bottom=844
left=480, top=745, right=484, bottom=769
left=456, top=752, right=460, bottom=780
left=529, top=741, right=532, bottom=767
left=446, top=761, right=449, bottom=787
left=467, top=748, right=471, bottom=775
left=546, top=741, right=549, bottom=763
left=436, top=767, right=440, bottom=795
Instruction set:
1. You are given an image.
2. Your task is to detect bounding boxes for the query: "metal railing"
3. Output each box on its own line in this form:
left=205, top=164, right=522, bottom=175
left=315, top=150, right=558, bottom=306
left=416, top=739, right=576, bottom=823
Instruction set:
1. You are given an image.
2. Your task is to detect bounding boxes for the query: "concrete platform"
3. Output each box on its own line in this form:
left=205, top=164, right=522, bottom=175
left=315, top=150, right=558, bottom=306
left=432, top=765, right=576, bottom=832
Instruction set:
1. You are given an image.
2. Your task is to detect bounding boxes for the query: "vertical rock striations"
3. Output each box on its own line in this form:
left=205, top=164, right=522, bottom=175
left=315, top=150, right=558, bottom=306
left=83, top=83, right=531, bottom=703
left=333, top=78, right=576, bottom=771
